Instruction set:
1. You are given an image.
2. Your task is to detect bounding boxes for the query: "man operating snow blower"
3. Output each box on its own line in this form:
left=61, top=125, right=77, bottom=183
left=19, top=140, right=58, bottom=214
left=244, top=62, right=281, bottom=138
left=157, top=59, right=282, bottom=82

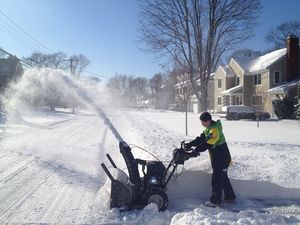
left=185, top=111, right=236, bottom=207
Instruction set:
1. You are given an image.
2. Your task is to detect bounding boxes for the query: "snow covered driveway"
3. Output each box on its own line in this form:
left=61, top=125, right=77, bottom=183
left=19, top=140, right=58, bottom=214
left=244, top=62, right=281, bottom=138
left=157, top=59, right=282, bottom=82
left=0, top=109, right=300, bottom=224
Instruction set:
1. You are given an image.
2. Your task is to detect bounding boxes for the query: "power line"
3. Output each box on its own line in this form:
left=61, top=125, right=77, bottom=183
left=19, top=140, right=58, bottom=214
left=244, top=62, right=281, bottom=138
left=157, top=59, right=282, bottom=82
left=0, top=9, right=53, bottom=53
left=85, top=70, right=108, bottom=79
left=0, top=22, right=40, bottom=52
left=0, top=48, right=33, bottom=67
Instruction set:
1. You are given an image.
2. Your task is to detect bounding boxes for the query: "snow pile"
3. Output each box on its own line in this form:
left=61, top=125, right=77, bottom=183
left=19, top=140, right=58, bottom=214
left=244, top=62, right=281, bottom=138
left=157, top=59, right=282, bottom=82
left=171, top=207, right=287, bottom=225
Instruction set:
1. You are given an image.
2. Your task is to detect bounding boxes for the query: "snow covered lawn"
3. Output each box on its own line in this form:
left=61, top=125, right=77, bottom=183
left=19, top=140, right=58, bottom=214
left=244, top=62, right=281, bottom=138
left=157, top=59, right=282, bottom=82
left=0, top=108, right=299, bottom=225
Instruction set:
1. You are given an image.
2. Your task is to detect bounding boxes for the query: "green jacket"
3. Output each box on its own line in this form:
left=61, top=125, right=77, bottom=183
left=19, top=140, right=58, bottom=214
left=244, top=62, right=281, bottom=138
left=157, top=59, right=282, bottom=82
left=203, top=119, right=226, bottom=148
left=188, top=120, right=232, bottom=170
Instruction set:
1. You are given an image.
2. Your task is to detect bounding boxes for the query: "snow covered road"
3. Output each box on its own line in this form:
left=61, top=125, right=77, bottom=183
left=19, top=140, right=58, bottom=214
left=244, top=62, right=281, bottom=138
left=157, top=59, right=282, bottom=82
left=0, top=109, right=300, bottom=224
left=0, top=113, right=107, bottom=224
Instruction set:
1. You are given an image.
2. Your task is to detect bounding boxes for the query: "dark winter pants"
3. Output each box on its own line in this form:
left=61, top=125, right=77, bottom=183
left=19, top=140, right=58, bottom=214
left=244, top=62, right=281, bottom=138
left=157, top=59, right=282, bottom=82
left=210, top=169, right=236, bottom=204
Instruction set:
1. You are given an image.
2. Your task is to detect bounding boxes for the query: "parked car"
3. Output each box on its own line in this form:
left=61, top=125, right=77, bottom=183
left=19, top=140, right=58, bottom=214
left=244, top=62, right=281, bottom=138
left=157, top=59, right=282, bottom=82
left=223, top=105, right=270, bottom=121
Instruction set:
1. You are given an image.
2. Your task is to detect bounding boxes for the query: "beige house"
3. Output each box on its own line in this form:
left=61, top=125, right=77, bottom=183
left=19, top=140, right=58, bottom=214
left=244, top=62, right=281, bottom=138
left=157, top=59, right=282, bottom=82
left=213, top=35, right=300, bottom=116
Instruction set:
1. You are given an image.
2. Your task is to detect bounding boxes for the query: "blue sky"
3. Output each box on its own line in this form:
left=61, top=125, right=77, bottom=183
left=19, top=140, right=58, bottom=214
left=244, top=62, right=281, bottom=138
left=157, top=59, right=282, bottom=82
left=0, top=0, right=300, bottom=81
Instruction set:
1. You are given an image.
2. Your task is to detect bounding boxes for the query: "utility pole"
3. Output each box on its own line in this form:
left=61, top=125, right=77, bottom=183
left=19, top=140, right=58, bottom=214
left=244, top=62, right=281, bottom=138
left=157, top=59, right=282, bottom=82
left=184, top=86, right=188, bottom=136
left=59, top=58, right=79, bottom=75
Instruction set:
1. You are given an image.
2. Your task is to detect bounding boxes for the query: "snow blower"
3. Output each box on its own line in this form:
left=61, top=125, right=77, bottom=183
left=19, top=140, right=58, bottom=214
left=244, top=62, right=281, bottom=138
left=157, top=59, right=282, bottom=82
left=101, top=141, right=190, bottom=211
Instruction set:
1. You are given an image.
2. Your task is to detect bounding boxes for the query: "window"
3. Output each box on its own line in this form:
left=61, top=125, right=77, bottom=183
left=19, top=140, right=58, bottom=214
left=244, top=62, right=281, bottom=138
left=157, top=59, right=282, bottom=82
left=218, top=79, right=222, bottom=88
left=236, top=76, right=240, bottom=86
left=252, top=95, right=262, bottom=105
left=236, top=96, right=242, bottom=105
left=217, top=97, right=222, bottom=105
left=253, top=74, right=261, bottom=85
left=274, top=71, right=281, bottom=84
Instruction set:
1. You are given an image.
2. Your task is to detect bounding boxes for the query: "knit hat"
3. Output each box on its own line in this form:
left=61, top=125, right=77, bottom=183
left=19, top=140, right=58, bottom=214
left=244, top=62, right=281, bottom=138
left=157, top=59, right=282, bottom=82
left=199, top=112, right=212, bottom=121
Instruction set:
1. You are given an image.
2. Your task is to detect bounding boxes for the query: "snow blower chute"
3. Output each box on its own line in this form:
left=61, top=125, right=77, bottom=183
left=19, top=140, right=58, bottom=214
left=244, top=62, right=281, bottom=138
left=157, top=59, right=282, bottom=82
left=101, top=141, right=190, bottom=211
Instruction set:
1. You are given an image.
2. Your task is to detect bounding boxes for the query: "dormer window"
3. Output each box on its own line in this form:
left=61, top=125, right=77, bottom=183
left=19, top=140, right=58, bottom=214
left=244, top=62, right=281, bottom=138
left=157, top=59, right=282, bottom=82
left=254, top=74, right=261, bottom=85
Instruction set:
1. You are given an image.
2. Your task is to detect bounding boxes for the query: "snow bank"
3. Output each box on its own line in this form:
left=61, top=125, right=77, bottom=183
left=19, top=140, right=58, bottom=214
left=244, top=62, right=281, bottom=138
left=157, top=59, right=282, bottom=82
left=171, top=207, right=287, bottom=225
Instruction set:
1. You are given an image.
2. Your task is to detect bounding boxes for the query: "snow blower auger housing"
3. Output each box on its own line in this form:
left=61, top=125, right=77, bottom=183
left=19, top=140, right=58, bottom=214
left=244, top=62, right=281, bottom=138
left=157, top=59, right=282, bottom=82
left=101, top=141, right=188, bottom=211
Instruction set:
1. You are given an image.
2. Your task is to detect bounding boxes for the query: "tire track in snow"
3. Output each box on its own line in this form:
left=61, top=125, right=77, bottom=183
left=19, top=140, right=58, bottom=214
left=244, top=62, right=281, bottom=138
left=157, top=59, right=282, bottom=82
left=49, top=116, right=97, bottom=140
left=0, top=167, right=54, bottom=223
left=0, top=154, right=29, bottom=173
left=39, top=183, right=69, bottom=223
left=59, top=186, right=95, bottom=224
left=0, top=152, right=9, bottom=165
left=18, top=173, right=69, bottom=224
left=60, top=117, right=97, bottom=141
left=228, top=140, right=300, bottom=151
left=39, top=184, right=94, bottom=224
left=0, top=156, right=35, bottom=183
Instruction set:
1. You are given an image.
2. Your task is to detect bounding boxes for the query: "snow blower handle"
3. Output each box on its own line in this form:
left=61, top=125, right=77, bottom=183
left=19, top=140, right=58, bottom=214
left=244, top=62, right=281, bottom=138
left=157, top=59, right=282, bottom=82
left=180, top=140, right=186, bottom=150
left=181, top=140, right=201, bottom=160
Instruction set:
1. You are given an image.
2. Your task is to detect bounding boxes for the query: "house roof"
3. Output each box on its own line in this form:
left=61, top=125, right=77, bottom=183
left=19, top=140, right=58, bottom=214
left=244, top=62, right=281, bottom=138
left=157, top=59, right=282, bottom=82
left=221, top=85, right=243, bottom=96
left=266, top=78, right=300, bottom=95
left=233, top=48, right=286, bottom=75
left=221, top=65, right=235, bottom=77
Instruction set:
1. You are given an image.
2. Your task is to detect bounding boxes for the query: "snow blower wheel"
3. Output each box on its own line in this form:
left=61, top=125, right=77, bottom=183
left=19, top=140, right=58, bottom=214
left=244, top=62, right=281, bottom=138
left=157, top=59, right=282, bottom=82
left=146, top=191, right=168, bottom=211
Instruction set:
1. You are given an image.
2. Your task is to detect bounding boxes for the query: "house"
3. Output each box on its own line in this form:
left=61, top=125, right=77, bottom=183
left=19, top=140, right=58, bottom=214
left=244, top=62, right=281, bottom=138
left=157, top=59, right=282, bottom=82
left=0, top=55, right=23, bottom=92
left=213, top=35, right=300, bottom=116
left=174, top=73, right=214, bottom=113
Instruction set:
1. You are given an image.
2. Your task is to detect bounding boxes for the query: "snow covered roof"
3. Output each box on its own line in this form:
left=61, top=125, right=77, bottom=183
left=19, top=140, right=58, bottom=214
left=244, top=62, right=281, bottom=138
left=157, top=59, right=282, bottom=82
left=221, top=85, right=243, bottom=95
left=266, top=78, right=300, bottom=95
left=233, top=48, right=286, bottom=75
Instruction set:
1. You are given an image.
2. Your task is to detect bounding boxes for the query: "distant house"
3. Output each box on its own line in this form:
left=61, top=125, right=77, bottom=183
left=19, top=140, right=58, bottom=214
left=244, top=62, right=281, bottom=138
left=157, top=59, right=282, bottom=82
left=173, top=71, right=216, bottom=113
left=173, top=36, right=300, bottom=115
left=213, top=35, right=300, bottom=116
left=0, top=55, right=23, bottom=92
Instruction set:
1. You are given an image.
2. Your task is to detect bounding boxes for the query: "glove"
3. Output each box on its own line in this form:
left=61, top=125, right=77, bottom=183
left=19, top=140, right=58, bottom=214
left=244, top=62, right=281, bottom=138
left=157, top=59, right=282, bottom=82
left=190, top=150, right=200, bottom=157
left=185, top=150, right=199, bottom=160
left=184, top=152, right=192, bottom=160
left=184, top=142, right=192, bottom=150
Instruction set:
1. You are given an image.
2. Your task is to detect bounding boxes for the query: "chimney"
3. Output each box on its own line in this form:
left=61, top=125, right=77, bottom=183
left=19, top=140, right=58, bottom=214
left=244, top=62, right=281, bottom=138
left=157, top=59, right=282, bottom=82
left=286, top=35, right=299, bottom=82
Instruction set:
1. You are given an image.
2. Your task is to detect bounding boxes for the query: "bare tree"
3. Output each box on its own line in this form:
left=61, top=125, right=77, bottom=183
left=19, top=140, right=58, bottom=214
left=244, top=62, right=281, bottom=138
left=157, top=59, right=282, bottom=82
left=229, top=48, right=262, bottom=58
left=106, top=74, right=132, bottom=96
left=24, top=52, right=68, bottom=69
left=24, top=52, right=90, bottom=75
left=25, top=52, right=47, bottom=68
left=171, top=67, right=193, bottom=108
left=149, top=73, right=163, bottom=94
left=69, top=54, right=90, bottom=77
left=265, top=21, right=300, bottom=49
left=51, top=52, right=68, bottom=69
left=138, top=0, right=261, bottom=111
left=130, top=77, right=148, bottom=97
left=107, top=74, right=149, bottom=106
